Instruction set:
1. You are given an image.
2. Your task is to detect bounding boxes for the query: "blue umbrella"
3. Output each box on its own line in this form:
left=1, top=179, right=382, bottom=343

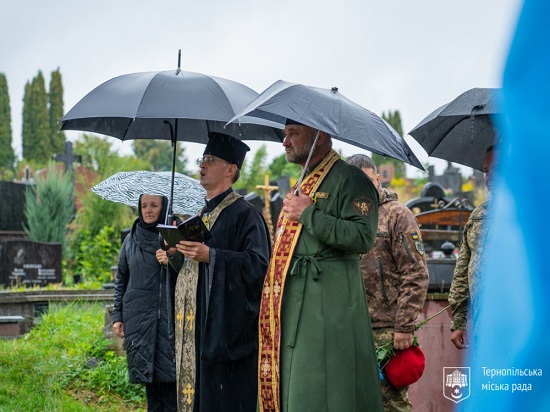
left=228, top=80, right=424, bottom=170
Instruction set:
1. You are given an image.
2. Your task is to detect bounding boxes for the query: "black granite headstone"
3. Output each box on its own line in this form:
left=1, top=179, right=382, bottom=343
left=270, top=193, right=283, bottom=229
left=275, top=176, right=291, bottom=196
left=0, top=182, right=29, bottom=232
left=0, top=239, right=62, bottom=287
left=244, top=192, right=264, bottom=214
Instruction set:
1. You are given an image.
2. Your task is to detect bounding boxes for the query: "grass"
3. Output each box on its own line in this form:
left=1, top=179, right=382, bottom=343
left=0, top=301, right=146, bottom=411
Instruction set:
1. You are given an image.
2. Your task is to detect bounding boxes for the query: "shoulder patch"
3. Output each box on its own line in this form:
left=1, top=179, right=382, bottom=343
left=409, top=232, right=425, bottom=256
left=353, top=197, right=374, bottom=216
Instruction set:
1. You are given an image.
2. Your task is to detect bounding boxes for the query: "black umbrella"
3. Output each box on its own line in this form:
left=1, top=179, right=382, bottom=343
left=408, top=88, right=504, bottom=171
left=60, top=51, right=283, bottom=216
left=228, top=80, right=424, bottom=170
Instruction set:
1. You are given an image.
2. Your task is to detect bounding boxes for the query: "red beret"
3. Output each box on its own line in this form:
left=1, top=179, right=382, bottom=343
left=384, top=346, right=426, bottom=388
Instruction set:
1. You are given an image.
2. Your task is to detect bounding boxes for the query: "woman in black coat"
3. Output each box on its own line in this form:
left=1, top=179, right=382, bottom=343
left=113, top=194, right=178, bottom=411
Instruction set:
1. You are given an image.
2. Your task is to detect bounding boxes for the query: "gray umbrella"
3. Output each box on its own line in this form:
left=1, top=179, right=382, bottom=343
left=408, top=88, right=504, bottom=171
left=91, top=171, right=205, bottom=216
left=228, top=80, right=424, bottom=170
left=60, top=52, right=283, bottom=215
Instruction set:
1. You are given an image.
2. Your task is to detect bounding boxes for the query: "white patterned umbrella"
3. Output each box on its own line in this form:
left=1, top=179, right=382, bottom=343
left=91, top=171, right=205, bottom=216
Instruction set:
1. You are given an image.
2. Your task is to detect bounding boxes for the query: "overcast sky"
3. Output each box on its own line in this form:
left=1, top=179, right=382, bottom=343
left=1, top=0, right=522, bottom=177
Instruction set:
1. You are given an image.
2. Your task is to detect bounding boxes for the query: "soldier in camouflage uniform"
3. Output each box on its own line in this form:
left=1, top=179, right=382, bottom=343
left=448, top=146, right=495, bottom=350
left=346, top=155, right=429, bottom=412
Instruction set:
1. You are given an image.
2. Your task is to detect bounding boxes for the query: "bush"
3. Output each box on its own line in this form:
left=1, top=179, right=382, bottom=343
left=0, top=301, right=146, bottom=411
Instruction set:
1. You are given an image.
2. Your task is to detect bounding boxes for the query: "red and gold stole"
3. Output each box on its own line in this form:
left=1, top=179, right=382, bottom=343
left=258, top=149, right=340, bottom=412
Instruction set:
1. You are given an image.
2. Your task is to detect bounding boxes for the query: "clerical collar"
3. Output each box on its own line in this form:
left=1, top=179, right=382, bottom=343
left=203, top=187, right=233, bottom=214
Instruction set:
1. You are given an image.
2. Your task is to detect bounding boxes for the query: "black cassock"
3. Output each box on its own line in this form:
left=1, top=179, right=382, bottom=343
left=194, top=188, right=271, bottom=412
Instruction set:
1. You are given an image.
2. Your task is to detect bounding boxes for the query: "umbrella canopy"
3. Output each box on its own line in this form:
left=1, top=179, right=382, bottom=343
left=91, top=171, right=205, bottom=216
left=60, top=69, right=284, bottom=143
left=228, top=80, right=424, bottom=170
left=408, top=88, right=504, bottom=171
left=60, top=59, right=284, bottom=215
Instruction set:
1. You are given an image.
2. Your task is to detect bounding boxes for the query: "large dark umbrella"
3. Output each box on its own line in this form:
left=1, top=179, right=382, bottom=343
left=228, top=80, right=424, bottom=170
left=408, top=88, right=504, bottom=171
left=60, top=53, right=283, bottom=216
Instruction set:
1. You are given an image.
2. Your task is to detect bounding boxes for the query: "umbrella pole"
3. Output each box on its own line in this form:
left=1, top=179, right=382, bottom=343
left=164, top=120, right=178, bottom=224
left=294, top=130, right=320, bottom=195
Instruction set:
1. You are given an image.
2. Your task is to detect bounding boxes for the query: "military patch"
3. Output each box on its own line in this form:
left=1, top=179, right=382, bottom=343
left=413, top=239, right=425, bottom=256
left=353, top=197, right=374, bottom=216
left=411, top=232, right=420, bottom=240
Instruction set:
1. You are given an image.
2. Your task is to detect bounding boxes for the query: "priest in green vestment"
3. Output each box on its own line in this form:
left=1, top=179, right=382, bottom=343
left=258, top=120, right=384, bottom=412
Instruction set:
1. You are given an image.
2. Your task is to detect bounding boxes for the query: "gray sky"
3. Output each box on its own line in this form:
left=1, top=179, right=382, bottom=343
left=1, top=0, right=522, bottom=177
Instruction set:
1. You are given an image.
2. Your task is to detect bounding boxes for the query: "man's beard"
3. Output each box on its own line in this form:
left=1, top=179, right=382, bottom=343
left=286, top=131, right=317, bottom=165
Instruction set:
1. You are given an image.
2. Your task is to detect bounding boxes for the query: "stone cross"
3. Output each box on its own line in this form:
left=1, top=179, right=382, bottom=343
left=255, top=175, right=279, bottom=237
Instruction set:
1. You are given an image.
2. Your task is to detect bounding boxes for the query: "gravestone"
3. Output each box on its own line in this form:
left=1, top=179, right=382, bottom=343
left=244, top=192, right=264, bottom=213
left=270, top=192, right=283, bottom=228
left=275, top=176, right=291, bottom=196
left=0, top=182, right=28, bottom=232
left=0, top=239, right=62, bottom=287
left=433, top=162, right=462, bottom=197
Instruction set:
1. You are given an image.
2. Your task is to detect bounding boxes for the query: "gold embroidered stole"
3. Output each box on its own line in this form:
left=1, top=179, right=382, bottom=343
left=175, top=191, right=242, bottom=411
left=258, top=150, right=340, bottom=412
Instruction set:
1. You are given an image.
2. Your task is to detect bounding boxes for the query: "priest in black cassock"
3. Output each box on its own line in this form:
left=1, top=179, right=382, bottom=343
left=167, top=132, right=271, bottom=412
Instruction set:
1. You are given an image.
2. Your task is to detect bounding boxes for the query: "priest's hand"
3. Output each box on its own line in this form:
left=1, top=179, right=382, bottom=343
left=283, top=188, right=313, bottom=221
left=176, top=240, right=210, bottom=263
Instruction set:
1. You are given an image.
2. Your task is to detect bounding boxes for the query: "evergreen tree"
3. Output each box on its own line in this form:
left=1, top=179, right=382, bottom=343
left=372, top=110, right=406, bottom=179
left=132, top=139, right=188, bottom=174
left=48, top=68, right=65, bottom=154
left=23, top=162, right=74, bottom=244
left=22, top=71, right=50, bottom=164
left=0, top=73, right=15, bottom=169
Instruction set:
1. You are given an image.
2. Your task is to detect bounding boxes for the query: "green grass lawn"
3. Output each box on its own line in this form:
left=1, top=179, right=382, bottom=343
left=0, top=302, right=146, bottom=411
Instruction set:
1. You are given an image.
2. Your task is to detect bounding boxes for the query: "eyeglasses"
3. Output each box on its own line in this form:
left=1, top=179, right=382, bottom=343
left=196, top=155, right=229, bottom=166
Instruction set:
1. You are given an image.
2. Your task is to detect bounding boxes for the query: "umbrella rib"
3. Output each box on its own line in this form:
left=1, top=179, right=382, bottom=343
left=120, top=118, right=135, bottom=141
left=427, top=117, right=468, bottom=155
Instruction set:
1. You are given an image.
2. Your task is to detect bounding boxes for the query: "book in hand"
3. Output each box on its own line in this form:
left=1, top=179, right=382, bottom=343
left=157, top=215, right=212, bottom=247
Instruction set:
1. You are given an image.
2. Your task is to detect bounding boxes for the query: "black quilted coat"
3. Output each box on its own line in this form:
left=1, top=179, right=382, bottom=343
left=113, top=218, right=177, bottom=384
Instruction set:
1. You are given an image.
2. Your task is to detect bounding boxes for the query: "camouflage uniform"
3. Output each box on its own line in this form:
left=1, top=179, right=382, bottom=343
left=448, top=200, right=491, bottom=332
left=361, top=188, right=429, bottom=412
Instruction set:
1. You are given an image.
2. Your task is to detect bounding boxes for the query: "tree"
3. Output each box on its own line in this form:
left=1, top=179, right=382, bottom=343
left=23, top=163, right=74, bottom=244
left=22, top=71, right=51, bottom=164
left=268, top=153, right=302, bottom=181
left=74, top=133, right=150, bottom=176
left=0, top=73, right=15, bottom=170
left=372, top=110, right=406, bottom=179
left=48, top=68, right=65, bottom=154
left=233, top=145, right=267, bottom=193
left=132, top=139, right=188, bottom=174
